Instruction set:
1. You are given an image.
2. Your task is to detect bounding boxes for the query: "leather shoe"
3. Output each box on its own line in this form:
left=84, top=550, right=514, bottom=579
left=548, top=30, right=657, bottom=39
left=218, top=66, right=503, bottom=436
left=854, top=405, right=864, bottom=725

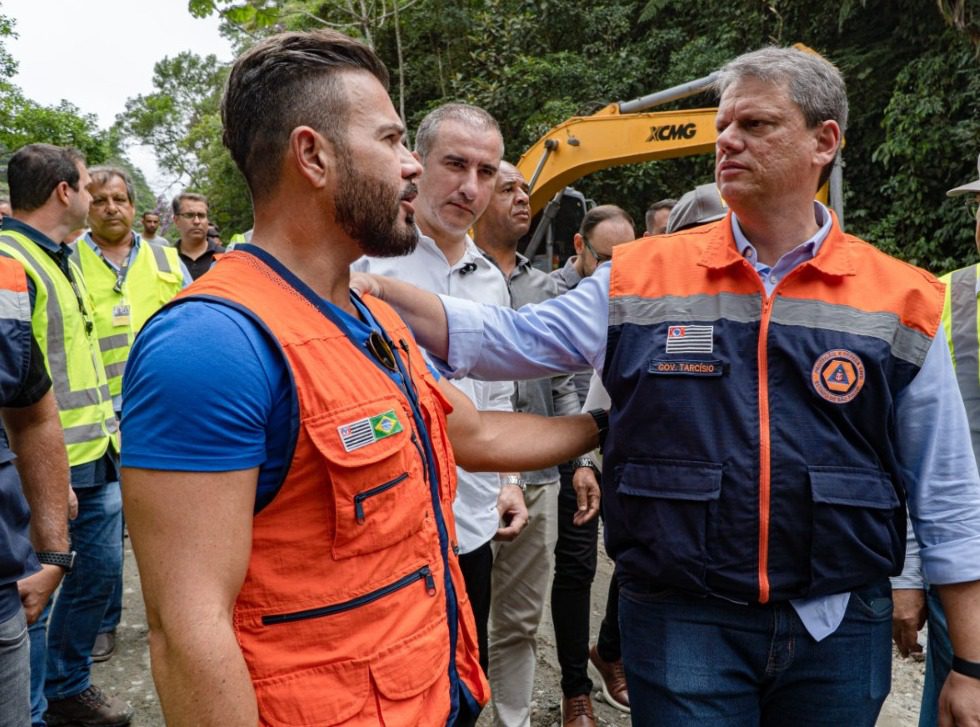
left=92, top=630, right=116, bottom=662
left=561, top=693, right=596, bottom=726
left=589, top=644, right=630, bottom=712
left=45, top=684, right=133, bottom=726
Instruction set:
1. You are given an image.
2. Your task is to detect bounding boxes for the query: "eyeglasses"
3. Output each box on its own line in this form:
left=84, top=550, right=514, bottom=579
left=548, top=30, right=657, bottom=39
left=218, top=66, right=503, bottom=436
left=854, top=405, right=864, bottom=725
left=581, top=233, right=611, bottom=264
left=177, top=212, right=208, bottom=221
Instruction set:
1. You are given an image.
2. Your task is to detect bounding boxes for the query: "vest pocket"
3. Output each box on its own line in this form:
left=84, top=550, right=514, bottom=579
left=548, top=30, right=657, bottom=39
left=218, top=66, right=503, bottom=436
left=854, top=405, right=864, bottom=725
left=305, top=400, right=428, bottom=560
left=808, top=466, right=901, bottom=593
left=615, top=458, right=722, bottom=591
left=253, top=656, right=372, bottom=725
left=251, top=600, right=449, bottom=726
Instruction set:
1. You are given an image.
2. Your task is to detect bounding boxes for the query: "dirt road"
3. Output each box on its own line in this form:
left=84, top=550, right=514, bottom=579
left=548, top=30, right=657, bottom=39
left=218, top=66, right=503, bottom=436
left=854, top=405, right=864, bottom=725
left=99, top=538, right=925, bottom=726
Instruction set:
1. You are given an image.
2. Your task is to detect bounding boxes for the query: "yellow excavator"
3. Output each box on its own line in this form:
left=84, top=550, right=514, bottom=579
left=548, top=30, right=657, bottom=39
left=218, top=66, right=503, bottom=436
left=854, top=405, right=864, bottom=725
left=516, top=45, right=844, bottom=264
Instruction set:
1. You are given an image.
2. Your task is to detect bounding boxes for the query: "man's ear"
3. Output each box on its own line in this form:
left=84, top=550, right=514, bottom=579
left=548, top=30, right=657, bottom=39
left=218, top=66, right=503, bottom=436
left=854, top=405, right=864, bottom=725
left=813, top=119, right=841, bottom=168
left=290, top=126, right=333, bottom=189
left=573, top=232, right=585, bottom=255
left=53, top=181, right=71, bottom=207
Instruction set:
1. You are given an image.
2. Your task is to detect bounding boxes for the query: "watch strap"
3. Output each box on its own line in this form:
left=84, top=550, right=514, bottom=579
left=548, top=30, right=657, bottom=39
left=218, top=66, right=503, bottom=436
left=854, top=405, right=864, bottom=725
left=952, top=655, right=980, bottom=680
left=588, top=408, right=609, bottom=451
left=36, top=551, right=76, bottom=573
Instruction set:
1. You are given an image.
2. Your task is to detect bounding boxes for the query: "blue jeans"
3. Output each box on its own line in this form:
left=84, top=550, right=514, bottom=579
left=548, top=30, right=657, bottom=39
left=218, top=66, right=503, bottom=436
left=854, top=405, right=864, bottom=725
left=29, top=479, right=123, bottom=722
left=618, top=580, right=892, bottom=726
left=919, top=586, right=952, bottom=727
left=0, top=608, right=30, bottom=727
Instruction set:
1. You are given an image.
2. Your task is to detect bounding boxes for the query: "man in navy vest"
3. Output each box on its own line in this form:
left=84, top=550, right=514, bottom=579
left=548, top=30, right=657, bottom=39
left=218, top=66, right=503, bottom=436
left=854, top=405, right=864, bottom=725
left=355, top=47, right=980, bottom=726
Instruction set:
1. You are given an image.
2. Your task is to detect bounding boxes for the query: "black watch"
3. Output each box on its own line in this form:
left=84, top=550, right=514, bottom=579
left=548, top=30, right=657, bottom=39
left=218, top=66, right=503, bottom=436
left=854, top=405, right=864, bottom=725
left=952, top=655, right=980, bottom=680
left=588, top=408, right=609, bottom=452
left=36, top=551, right=76, bottom=573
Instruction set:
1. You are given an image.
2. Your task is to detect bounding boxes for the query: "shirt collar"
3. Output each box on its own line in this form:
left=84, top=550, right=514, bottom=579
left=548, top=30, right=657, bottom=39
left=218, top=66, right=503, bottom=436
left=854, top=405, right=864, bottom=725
left=416, top=228, right=494, bottom=271
left=0, top=216, right=66, bottom=255
left=81, top=231, right=141, bottom=265
left=730, top=201, right=832, bottom=266
left=700, top=202, right=853, bottom=277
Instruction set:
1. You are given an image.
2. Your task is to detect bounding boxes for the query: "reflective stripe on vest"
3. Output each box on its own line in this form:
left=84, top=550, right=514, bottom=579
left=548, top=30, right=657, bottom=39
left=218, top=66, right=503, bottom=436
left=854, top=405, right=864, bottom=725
left=0, top=231, right=117, bottom=465
left=74, top=238, right=183, bottom=398
left=603, top=217, right=942, bottom=604
left=944, top=264, right=980, bottom=461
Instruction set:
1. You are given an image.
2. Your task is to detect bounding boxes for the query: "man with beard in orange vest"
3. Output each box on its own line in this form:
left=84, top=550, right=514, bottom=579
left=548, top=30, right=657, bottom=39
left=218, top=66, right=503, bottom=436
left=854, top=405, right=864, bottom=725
left=120, top=29, right=601, bottom=727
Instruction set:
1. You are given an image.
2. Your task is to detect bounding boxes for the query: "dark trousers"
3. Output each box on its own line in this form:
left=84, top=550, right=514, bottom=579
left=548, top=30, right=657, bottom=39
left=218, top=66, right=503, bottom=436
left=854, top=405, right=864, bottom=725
left=458, top=540, right=493, bottom=675
left=551, top=463, right=599, bottom=697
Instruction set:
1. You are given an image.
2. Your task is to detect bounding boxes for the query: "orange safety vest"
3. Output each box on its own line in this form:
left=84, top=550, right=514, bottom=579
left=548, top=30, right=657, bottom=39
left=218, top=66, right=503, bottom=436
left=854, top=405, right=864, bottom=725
left=176, top=249, right=488, bottom=725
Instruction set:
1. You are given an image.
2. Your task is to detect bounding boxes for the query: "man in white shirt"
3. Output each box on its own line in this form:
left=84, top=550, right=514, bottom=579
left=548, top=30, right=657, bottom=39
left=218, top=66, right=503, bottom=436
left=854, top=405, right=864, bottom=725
left=352, top=104, right=526, bottom=725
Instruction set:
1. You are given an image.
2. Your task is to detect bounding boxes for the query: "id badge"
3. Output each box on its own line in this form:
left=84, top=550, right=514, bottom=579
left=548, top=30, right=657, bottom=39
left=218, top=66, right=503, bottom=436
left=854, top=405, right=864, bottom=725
left=111, top=304, right=131, bottom=327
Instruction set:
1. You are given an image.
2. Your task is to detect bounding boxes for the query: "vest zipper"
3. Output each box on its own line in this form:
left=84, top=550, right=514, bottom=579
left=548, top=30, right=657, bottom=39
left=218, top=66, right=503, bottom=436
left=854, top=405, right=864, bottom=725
left=756, top=289, right=774, bottom=604
left=261, top=565, right=435, bottom=625
left=752, top=262, right=804, bottom=604
left=353, top=472, right=410, bottom=523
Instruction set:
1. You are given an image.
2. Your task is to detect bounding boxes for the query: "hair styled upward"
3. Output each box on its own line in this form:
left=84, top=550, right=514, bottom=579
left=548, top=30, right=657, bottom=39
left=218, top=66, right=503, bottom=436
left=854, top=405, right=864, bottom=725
left=221, top=29, right=390, bottom=202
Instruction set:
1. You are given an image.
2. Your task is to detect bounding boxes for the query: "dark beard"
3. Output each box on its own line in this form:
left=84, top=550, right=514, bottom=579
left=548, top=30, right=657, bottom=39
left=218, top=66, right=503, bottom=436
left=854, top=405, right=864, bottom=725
left=335, top=146, right=418, bottom=258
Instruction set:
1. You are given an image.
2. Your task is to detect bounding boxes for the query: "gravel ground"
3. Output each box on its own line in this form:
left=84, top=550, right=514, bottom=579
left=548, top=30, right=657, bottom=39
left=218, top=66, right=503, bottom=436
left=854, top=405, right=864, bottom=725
left=99, top=537, right=925, bottom=726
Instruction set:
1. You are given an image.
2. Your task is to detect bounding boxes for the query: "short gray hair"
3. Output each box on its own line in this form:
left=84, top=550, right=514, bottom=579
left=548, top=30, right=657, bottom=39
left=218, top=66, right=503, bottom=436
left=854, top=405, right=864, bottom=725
left=414, top=103, right=502, bottom=160
left=88, top=166, right=136, bottom=206
left=715, top=46, right=847, bottom=189
left=715, top=46, right=848, bottom=133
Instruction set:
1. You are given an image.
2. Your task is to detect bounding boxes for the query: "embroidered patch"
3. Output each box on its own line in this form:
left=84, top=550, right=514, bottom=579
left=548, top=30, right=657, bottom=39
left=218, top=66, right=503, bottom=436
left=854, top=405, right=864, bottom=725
left=649, top=358, right=724, bottom=377
left=338, top=410, right=404, bottom=452
left=811, top=349, right=866, bottom=404
left=665, top=324, right=714, bottom=354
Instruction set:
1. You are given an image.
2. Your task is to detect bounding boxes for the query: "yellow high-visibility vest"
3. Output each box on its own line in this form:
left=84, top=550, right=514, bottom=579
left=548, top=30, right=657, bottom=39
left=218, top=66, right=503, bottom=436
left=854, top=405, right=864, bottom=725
left=74, top=237, right=183, bottom=398
left=0, top=230, right=118, bottom=466
left=941, top=263, right=980, bottom=461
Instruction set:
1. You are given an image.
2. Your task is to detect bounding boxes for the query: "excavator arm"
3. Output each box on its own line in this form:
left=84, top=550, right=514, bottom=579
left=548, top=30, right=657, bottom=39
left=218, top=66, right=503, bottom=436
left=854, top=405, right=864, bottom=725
left=516, top=104, right=718, bottom=215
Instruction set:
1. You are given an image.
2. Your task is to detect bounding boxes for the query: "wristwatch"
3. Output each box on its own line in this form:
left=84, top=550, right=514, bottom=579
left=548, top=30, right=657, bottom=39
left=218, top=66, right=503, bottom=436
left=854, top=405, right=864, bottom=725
left=952, top=655, right=980, bottom=680
left=572, top=456, right=601, bottom=479
left=499, top=473, right=527, bottom=493
left=36, top=551, right=76, bottom=573
left=588, top=408, right=609, bottom=451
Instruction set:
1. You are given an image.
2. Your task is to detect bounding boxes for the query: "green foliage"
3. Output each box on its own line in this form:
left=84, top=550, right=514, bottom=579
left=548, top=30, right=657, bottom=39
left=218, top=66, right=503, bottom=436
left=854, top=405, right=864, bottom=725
left=111, top=0, right=980, bottom=271
left=114, top=51, right=251, bottom=235
left=0, top=6, right=133, bottom=200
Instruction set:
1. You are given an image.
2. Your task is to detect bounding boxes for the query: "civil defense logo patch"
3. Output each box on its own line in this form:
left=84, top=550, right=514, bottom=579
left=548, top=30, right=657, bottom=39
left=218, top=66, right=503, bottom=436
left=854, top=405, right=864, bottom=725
left=811, top=349, right=866, bottom=404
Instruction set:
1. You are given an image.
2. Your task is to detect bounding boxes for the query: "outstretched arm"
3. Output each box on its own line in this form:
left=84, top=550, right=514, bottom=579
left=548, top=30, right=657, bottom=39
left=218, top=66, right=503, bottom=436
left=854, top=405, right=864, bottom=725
left=352, top=272, right=451, bottom=358
left=439, top=378, right=599, bottom=473
left=123, top=467, right=259, bottom=726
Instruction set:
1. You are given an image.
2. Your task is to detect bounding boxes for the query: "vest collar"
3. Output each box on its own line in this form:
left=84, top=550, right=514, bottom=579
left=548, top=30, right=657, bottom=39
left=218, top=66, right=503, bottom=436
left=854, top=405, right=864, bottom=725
left=698, top=210, right=855, bottom=278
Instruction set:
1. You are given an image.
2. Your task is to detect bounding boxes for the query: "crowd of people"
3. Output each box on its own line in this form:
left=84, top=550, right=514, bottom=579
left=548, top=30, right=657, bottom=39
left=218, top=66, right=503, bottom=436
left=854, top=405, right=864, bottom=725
left=0, top=27, right=978, bottom=727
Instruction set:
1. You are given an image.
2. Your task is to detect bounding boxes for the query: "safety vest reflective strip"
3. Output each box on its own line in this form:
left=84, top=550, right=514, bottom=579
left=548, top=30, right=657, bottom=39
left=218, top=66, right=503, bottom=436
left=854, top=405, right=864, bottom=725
left=0, top=231, right=117, bottom=465
left=75, top=239, right=183, bottom=397
left=943, top=264, right=980, bottom=461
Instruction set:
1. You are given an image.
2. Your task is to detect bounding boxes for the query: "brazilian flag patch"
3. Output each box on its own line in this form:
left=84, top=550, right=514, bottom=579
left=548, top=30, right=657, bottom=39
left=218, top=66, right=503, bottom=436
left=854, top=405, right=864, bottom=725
left=338, top=409, right=404, bottom=452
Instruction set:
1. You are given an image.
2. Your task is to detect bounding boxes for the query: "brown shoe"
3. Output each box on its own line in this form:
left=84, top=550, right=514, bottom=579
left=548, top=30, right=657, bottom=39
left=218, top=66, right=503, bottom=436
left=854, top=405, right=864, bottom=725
left=45, top=684, right=133, bottom=726
left=589, top=644, right=630, bottom=712
left=92, top=630, right=116, bottom=662
left=561, top=693, right=596, bottom=726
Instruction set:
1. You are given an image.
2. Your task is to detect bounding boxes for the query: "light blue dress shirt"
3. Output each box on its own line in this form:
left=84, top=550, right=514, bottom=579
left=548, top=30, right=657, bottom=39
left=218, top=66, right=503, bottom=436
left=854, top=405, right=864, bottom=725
left=435, top=204, right=980, bottom=641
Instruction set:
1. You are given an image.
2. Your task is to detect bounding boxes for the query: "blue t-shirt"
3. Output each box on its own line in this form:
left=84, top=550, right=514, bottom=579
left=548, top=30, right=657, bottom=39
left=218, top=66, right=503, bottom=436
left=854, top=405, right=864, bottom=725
left=122, top=249, right=438, bottom=511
